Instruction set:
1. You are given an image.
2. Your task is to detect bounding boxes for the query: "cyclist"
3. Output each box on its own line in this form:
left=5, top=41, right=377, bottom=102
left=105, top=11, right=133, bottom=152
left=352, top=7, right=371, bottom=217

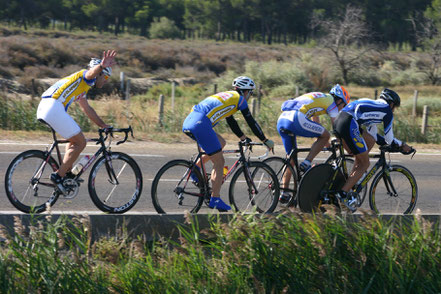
left=182, top=76, right=274, bottom=211
left=333, top=88, right=412, bottom=210
left=36, top=50, right=116, bottom=195
left=276, top=84, right=350, bottom=203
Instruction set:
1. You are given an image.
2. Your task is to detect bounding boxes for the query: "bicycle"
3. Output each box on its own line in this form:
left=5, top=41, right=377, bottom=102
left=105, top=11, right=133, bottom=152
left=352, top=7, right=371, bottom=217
left=297, top=137, right=417, bottom=214
left=263, top=128, right=367, bottom=208
left=151, top=139, right=280, bottom=214
left=4, top=120, right=143, bottom=214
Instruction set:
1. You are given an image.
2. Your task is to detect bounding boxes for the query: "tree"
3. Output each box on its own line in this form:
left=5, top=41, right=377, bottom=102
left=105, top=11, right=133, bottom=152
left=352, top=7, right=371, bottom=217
left=413, top=0, right=441, bottom=84
left=311, top=5, right=372, bottom=85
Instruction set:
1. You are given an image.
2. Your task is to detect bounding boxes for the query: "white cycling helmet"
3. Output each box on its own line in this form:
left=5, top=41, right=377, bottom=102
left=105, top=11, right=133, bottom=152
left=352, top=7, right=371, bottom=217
left=232, top=76, right=256, bottom=90
left=89, top=58, right=112, bottom=76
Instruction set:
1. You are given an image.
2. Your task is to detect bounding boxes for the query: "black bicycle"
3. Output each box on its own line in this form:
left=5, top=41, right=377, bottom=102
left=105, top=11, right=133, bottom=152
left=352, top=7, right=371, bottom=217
left=263, top=128, right=367, bottom=209
left=297, top=139, right=417, bottom=214
left=4, top=121, right=143, bottom=214
left=151, top=140, right=280, bottom=214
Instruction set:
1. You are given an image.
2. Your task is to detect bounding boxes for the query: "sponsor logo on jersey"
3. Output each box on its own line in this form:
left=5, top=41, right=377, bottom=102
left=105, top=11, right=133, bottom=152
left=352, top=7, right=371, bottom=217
left=59, top=79, right=81, bottom=102
left=210, top=105, right=235, bottom=123
left=305, top=107, right=322, bottom=117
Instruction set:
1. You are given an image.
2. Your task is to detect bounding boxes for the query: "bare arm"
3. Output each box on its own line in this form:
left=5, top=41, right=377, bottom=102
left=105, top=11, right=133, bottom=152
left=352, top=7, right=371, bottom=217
left=78, top=95, right=109, bottom=129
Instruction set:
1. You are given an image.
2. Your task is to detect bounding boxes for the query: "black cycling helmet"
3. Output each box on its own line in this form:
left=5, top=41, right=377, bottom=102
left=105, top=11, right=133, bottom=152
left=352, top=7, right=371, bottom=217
left=379, top=88, right=400, bottom=107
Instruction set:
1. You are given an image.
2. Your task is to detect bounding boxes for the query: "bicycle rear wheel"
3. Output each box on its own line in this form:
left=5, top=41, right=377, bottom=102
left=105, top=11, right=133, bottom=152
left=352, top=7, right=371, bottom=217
left=229, top=161, right=279, bottom=213
left=369, top=165, right=418, bottom=214
left=88, top=152, right=143, bottom=213
left=263, top=156, right=298, bottom=208
left=297, top=163, right=345, bottom=213
left=151, top=159, right=205, bottom=214
left=4, top=150, right=60, bottom=213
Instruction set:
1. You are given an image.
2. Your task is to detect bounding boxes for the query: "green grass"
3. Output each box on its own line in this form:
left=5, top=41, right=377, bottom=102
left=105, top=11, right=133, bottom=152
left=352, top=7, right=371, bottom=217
left=1, top=212, right=441, bottom=293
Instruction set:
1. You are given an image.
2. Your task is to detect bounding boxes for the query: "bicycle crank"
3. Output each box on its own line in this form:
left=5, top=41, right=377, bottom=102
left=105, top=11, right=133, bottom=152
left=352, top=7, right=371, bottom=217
left=62, top=178, right=80, bottom=199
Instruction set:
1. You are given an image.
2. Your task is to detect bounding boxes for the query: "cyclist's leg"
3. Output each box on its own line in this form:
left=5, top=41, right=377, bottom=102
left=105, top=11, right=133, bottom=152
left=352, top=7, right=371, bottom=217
left=291, top=111, right=326, bottom=168
left=277, top=115, right=296, bottom=188
left=37, top=98, right=85, bottom=177
left=334, top=112, right=374, bottom=193
left=60, top=132, right=86, bottom=176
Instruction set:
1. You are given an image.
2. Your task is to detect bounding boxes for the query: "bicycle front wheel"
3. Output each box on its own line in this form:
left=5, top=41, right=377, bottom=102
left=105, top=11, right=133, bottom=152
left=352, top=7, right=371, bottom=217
left=369, top=165, right=418, bottom=214
left=229, top=161, right=279, bottom=213
left=88, top=152, right=143, bottom=213
left=151, top=159, right=205, bottom=214
left=4, top=150, right=60, bottom=213
left=263, top=156, right=298, bottom=208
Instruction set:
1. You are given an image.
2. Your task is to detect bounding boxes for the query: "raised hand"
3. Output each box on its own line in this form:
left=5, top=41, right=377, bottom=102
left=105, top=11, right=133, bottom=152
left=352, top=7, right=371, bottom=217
left=101, top=50, right=117, bottom=68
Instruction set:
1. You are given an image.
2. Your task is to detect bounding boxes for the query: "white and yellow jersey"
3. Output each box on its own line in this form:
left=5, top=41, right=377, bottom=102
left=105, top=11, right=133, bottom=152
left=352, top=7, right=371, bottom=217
left=281, top=92, right=338, bottom=119
left=41, top=70, right=96, bottom=110
left=192, top=91, right=248, bottom=126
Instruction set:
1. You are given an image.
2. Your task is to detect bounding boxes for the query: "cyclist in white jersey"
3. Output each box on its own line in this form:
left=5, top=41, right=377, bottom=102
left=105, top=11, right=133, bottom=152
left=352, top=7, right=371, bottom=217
left=36, top=50, right=116, bottom=194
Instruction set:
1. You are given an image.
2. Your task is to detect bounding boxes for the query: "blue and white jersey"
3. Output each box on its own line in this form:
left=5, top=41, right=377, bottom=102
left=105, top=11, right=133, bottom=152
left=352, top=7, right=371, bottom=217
left=342, top=98, right=397, bottom=145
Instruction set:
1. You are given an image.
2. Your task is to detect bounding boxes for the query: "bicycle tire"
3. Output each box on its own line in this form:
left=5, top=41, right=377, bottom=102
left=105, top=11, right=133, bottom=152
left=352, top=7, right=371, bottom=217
left=263, top=156, right=298, bottom=208
left=88, top=152, right=143, bottom=213
left=369, top=164, right=418, bottom=214
left=229, top=161, right=279, bottom=213
left=297, top=163, right=345, bottom=213
left=151, top=159, right=205, bottom=214
left=4, top=150, right=60, bottom=213
left=325, top=157, right=368, bottom=206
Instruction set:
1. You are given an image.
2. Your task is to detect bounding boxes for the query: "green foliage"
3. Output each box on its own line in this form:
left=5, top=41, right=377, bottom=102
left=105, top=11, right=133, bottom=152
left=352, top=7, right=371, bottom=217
left=1, top=213, right=441, bottom=292
left=148, top=17, right=181, bottom=40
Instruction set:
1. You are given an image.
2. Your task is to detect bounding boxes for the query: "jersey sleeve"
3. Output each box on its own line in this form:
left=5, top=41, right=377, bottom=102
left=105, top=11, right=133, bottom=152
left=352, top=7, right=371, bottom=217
left=83, top=70, right=96, bottom=86
left=237, top=96, right=249, bottom=111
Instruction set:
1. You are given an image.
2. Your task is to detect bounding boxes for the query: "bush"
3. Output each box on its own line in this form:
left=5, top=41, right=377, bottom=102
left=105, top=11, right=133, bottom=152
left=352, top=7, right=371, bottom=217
left=149, top=17, right=181, bottom=40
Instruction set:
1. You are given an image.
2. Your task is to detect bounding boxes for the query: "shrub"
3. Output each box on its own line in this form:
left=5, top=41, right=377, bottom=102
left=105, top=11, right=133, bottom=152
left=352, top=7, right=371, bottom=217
left=148, top=17, right=181, bottom=40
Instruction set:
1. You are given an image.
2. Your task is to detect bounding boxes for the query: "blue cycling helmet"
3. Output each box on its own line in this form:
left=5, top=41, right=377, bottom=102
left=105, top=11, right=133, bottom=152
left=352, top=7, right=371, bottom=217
left=330, top=84, right=350, bottom=105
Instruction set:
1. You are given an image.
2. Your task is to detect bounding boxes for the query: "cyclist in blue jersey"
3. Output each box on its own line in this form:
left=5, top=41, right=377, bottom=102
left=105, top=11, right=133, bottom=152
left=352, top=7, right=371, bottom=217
left=182, top=76, right=274, bottom=211
left=37, top=50, right=116, bottom=195
left=333, top=88, right=412, bottom=210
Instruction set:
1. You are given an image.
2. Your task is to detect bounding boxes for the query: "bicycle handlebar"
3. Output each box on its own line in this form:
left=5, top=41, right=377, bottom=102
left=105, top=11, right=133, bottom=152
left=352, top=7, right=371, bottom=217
left=240, top=141, right=270, bottom=160
left=97, top=126, right=134, bottom=145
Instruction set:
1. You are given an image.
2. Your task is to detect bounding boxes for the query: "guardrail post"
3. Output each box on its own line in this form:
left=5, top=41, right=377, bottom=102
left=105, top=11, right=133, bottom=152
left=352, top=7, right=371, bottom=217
left=412, top=90, right=418, bottom=117
left=158, top=94, right=165, bottom=127
left=421, top=105, right=429, bottom=135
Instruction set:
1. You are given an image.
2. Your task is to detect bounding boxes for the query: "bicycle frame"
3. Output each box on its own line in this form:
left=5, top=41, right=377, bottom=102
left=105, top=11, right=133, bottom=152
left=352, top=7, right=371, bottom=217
left=183, top=142, right=266, bottom=200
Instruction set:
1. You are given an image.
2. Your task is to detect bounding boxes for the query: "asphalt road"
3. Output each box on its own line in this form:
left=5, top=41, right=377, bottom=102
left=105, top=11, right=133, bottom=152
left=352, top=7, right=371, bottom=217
left=1, top=140, right=440, bottom=214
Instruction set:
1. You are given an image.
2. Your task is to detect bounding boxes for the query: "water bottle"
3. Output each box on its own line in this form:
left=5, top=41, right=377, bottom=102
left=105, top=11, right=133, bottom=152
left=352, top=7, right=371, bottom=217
left=72, top=155, right=90, bottom=175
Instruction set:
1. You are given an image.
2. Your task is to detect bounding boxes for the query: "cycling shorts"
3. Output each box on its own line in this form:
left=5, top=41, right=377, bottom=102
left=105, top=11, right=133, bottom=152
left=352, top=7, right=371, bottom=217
left=333, top=112, right=367, bottom=155
left=277, top=110, right=325, bottom=154
left=37, top=98, right=81, bottom=139
left=182, top=111, right=222, bottom=156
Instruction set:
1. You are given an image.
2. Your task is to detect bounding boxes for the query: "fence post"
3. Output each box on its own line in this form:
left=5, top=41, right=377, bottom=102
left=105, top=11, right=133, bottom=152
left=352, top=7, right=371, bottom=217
left=295, top=85, right=299, bottom=97
left=120, top=72, right=125, bottom=94
left=213, top=84, right=217, bottom=94
left=125, top=79, right=131, bottom=100
left=250, top=98, right=257, bottom=116
left=31, top=78, right=36, bottom=100
left=158, top=94, right=165, bottom=127
left=374, top=89, right=378, bottom=100
left=257, top=84, right=262, bottom=114
left=412, top=90, right=418, bottom=117
left=171, top=81, right=176, bottom=111
left=421, top=105, right=429, bottom=135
